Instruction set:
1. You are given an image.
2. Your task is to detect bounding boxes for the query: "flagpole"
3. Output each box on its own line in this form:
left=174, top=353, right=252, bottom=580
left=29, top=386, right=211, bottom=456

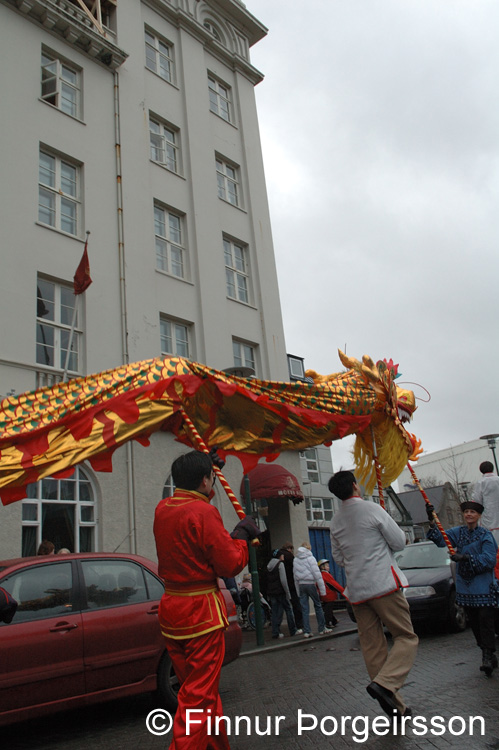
left=63, top=231, right=90, bottom=383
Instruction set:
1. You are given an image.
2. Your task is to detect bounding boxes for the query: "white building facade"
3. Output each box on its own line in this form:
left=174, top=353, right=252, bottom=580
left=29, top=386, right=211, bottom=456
left=0, top=0, right=308, bottom=559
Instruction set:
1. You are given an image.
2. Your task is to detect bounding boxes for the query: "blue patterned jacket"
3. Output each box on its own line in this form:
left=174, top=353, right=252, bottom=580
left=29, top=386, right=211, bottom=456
left=427, top=525, right=498, bottom=607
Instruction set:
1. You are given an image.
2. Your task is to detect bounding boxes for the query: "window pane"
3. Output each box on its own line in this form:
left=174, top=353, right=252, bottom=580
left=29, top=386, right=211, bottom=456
left=37, top=281, right=55, bottom=320
left=36, top=324, right=55, bottom=366
left=60, top=286, right=77, bottom=326
left=22, top=503, right=38, bottom=522
left=38, top=188, right=55, bottom=226
left=3, top=562, right=73, bottom=623
left=170, top=247, right=183, bottom=278
left=80, top=506, right=94, bottom=522
left=39, top=153, right=55, bottom=187
left=60, top=198, right=77, bottom=235
left=169, top=214, right=181, bottom=243
left=61, top=163, right=77, bottom=196
left=61, top=82, right=77, bottom=117
left=154, top=206, right=166, bottom=237
left=81, top=560, right=148, bottom=608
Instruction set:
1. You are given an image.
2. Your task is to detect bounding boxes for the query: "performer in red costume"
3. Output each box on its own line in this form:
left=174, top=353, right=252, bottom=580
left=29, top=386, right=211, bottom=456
left=154, top=450, right=260, bottom=750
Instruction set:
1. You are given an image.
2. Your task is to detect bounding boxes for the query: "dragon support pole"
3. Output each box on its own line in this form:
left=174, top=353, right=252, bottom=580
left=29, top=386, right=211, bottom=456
left=407, top=463, right=455, bottom=554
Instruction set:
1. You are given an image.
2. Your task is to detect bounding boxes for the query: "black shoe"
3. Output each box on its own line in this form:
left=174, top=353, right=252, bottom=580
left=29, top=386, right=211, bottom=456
left=480, top=649, right=495, bottom=676
left=366, top=682, right=399, bottom=716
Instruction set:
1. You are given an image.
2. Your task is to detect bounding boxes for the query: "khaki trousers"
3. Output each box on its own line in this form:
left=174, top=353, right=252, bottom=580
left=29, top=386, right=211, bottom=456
left=352, top=589, right=418, bottom=713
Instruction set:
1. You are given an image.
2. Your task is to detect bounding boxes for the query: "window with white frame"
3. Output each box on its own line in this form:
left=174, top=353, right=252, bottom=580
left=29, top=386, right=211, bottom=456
left=39, top=149, right=80, bottom=236
left=232, top=339, right=256, bottom=372
left=288, top=355, right=305, bottom=380
left=208, top=75, right=231, bottom=122
left=149, top=116, right=180, bottom=173
left=224, top=237, right=249, bottom=303
left=216, top=157, right=239, bottom=207
left=41, top=50, right=81, bottom=118
left=302, top=448, right=320, bottom=483
left=203, top=20, right=223, bottom=43
left=160, top=317, right=190, bottom=358
left=154, top=204, right=185, bottom=278
left=36, top=277, right=81, bottom=373
left=162, top=474, right=175, bottom=499
left=305, top=496, right=333, bottom=523
left=22, top=465, right=95, bottom=556
left=145, top=29, right=175, bottom=83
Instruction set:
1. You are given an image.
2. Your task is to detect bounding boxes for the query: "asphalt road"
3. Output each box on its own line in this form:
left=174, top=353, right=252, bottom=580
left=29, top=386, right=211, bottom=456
left=4, top=626, right=499, bottom=750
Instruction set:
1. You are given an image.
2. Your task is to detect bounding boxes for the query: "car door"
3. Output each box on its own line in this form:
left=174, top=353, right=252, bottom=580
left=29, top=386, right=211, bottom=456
left=79, top=559, right=164, bottom=694
left=0, top=561, right=84, bottom=715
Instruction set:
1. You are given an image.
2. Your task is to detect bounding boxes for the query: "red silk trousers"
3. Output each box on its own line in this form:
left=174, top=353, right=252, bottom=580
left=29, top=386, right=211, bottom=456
left=165, top=629, right=230, bottom=750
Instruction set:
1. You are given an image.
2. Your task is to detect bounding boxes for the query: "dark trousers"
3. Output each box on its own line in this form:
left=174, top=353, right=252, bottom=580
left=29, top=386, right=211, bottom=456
left=465, top=606, right=496, bottom=651
left=322, top=600, right=338, bottom=627
left=270, top=593, right=296, bottom=636
left=290, top=590, right=303, bottom=629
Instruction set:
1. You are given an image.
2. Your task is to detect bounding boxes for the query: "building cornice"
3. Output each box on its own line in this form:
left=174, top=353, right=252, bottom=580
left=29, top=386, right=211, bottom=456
left=1, top=0, right=128, bottom=69
left=144, top=0, right=265, bottom=84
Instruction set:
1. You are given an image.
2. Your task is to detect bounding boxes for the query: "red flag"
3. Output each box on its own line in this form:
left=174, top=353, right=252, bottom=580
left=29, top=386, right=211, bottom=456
left=73, top=240, right=92, bottom=295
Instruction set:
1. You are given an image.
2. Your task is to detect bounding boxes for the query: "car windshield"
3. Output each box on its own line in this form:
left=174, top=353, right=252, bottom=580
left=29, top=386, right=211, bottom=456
left=394, top=544, right=450, bottom=570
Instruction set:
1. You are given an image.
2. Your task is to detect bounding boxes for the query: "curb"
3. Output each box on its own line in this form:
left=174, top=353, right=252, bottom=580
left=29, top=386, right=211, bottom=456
left=239, top=624, right=358, bottom=658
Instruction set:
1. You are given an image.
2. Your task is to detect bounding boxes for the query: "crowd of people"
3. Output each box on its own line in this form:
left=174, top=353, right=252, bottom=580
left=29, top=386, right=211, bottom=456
left=150, top=452, right=498, bottom=749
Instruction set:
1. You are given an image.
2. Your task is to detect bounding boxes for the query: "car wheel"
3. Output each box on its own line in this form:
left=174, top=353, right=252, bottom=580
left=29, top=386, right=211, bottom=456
left=157, top=652, right=180, bottom=712
left=447, top=589, right=467, bottom=632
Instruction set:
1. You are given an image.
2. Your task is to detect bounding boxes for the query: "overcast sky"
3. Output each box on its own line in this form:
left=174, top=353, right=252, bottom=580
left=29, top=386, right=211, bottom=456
left=246, top=0, right=499, bottom=471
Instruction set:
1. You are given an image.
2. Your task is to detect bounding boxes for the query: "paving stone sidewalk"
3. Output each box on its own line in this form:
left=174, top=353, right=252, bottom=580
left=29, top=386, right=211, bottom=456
left=221, top=624, right=499, bottom=750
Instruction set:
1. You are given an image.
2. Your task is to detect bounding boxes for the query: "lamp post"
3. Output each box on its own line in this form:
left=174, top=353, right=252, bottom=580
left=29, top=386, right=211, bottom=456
left=479, top=434, right=499, bottom=474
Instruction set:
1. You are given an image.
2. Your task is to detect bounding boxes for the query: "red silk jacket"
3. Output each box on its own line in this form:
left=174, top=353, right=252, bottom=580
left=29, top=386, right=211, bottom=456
left=154, top=489, right=248, bottom=639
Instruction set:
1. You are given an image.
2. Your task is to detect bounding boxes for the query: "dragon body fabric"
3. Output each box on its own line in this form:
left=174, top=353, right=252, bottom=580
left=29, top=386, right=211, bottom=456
left=0, top=350, right=421, bottom=506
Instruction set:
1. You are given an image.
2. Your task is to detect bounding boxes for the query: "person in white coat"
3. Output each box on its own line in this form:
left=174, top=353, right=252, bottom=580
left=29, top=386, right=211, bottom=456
left=472, top=461, right=499, bottom=544
left=329, top=471, right=418, bottom=719
left=293, top=543, right=332, bottom=637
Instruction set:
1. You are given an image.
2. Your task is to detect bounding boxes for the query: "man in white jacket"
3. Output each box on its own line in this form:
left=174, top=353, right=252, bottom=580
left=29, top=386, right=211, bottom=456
left=472, top=461, right=499, bottom=543
left=293, top=543, right=332, bottom=637
left=329, top=471, right=418, bottom=719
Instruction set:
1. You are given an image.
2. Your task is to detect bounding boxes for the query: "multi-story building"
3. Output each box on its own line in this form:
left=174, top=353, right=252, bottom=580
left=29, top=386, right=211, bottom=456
left=0, top=0, right=308, bottom=558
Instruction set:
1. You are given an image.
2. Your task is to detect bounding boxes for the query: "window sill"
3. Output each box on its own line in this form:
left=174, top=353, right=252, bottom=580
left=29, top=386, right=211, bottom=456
left=155, top=269, right=194, bottom=286
left=36, top=222, right=86, bottom=243
left=150, top=159, right=185, bottom=179
left=226, top=296, right=257, bottom=310
left=145, top=68, right=179, bottom=90
left=39, top=99, right=85, bottom=125
left=218, top=198, right=247, bottom=214
left=209, top=110, right=238, bottom=130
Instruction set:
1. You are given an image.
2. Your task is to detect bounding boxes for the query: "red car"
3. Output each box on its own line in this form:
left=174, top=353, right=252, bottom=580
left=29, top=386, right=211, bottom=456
left=0, top=552, right=241, bottom=726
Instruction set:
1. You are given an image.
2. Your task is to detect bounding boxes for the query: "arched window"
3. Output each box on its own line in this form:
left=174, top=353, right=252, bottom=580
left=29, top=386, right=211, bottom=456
left=203, top=20, right=224, bottom=44
left=22, top=466, right=96, bottom=556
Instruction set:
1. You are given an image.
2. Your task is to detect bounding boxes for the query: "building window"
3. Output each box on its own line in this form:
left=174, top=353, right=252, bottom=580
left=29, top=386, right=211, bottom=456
left=203, top=21, right=223, bottom=43
left=41, top=50, right=81, bottom=118
left=302, top=448, right=320, bottom=483
left=305, top=497, right=333, bottom=523
left=288, top=355, right=305, bottom=380
left=160, top=317, right=190, bottom=358
left=149, top=117, right=180, bottom=173
left=22, top=465, right=95, bottom=556
left=208, top=75, right=231, bottom=122
left=224, top=237, right=249, bottom=303
left=36, top=278, right=80, bottom=373
left=232, top=339, right=255, bottom=371
left=39, top=149, right=80, bottom=236
left=154, top=204, right=185, bottom=278
left=216, top=157, right=239, bottom=206
left=145, top=29, right=175, bottom=83
left=162, top=474, right=175, bottom=499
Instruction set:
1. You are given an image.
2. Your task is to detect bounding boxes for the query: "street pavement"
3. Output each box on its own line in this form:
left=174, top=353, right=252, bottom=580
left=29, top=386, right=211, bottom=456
left=4, top=611, right=499, bottom=750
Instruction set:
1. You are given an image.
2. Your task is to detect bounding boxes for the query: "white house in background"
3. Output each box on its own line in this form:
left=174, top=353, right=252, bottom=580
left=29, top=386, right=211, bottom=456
left=0, top=0, right=308, bottom=558
left=397, top=438, right=497, bottom=498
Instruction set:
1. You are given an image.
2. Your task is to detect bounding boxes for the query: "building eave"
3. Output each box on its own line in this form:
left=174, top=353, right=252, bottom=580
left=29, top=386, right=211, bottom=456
left=1, top=0, right=128, bottom=69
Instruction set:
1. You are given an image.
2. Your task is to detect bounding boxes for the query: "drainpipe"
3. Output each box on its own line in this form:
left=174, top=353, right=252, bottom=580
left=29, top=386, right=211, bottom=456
left=114, top=70, right=136, bottom=554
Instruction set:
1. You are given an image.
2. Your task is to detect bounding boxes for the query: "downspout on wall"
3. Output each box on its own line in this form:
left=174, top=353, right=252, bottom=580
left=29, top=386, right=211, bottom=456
left=114, top=69, right=137, bottom=554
